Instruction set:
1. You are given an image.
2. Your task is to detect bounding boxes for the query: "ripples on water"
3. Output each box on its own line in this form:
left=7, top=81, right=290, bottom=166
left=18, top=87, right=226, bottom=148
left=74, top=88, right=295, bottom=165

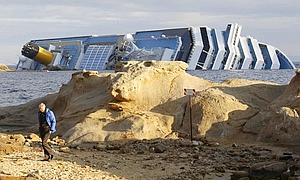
left=189, top=69, right=296, bottom=84
left=0, top=69, right=296, bottom=107
left=0, top=71, right=74, bottom=107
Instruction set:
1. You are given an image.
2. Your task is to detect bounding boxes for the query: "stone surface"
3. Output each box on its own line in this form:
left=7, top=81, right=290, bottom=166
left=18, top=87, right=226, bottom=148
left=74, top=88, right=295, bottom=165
left=10, top=134, right=25, bottom=145
left=28, top=134, right=40, bottom=142
left=149, top=144, right=166, bottom=153
left=0, top=62, right=299, bottom=146
left=0, top=135, right=299, bottom=180
left=249, top=161, right=288, bottom=179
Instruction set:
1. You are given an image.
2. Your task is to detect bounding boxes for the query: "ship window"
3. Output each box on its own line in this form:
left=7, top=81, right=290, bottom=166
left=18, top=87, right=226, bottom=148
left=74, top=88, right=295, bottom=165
left=80, top=45, right=114, bottom=70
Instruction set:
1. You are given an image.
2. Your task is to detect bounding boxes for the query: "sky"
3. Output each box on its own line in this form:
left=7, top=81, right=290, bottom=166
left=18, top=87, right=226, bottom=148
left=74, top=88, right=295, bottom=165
left=0, top=0, right=299, bottom=65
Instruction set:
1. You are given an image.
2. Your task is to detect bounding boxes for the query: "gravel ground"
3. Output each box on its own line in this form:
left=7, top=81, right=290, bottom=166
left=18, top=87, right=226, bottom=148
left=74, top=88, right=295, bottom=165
left=0, top=151, right=124, bottom=180
left=0, top=134, right=299, bottom=180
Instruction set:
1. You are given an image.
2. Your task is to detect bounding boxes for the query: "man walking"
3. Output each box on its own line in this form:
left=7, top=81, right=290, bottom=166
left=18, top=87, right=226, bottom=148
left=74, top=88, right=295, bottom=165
left=38, top=103, right=56, bottom=161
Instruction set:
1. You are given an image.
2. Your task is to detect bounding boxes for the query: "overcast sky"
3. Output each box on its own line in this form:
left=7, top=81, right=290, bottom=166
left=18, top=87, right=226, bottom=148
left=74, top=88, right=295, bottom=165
left=0, top=0, right=299, bottom=64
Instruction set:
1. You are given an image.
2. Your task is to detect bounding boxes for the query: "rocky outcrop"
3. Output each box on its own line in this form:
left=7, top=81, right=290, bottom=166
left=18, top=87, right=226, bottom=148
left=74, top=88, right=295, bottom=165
left=111, top=61, right=212, bottom=110
left=186, top=88, right=249, bottom=136
left=0, top=61, right=299, bottom=146
left=257, top=69, right=300, bottom=144
left=61, top=61, right=213, bottom=145
left=0, top=61, right=213, bottom=145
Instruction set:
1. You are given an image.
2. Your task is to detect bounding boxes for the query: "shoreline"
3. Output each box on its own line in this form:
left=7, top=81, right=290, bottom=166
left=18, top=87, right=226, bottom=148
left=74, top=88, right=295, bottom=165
left=0, top=61, right=299, bottom=179
left=0, top=61, right=298, bottom=144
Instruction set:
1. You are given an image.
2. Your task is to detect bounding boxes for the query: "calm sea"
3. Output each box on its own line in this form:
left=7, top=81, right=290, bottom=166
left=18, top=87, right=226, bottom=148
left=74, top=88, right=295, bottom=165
left=0, top=69, right=296, bottom=107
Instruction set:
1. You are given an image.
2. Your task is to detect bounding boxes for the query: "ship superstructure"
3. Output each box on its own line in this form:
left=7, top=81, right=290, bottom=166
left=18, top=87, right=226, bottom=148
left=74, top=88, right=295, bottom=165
left=17, top=23, right=295, bottom=70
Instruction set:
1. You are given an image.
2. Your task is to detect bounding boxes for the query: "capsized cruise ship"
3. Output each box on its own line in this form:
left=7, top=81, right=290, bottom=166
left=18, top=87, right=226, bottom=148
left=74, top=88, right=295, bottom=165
left=17, top=23, right=295, bottom=71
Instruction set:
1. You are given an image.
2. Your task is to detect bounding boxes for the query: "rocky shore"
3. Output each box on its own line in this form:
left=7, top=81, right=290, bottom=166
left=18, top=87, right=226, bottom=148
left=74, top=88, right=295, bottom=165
left=0, top=133, right=299, bottom=179
left=0, top=61, right=299, bottom=179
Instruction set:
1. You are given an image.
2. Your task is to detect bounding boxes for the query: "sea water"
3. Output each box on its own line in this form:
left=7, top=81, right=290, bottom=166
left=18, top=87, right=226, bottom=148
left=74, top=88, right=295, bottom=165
left=0, top=69, right=296, bottom=107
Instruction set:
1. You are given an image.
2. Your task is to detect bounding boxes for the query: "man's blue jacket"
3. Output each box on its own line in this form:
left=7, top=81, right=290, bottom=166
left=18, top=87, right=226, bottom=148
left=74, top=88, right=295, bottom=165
left=45, top=108, right=56, bottom=133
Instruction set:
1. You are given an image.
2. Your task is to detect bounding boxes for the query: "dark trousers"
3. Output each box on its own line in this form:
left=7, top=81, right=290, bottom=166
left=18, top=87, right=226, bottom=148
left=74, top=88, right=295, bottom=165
left=39, top=126, right=54, bottom=158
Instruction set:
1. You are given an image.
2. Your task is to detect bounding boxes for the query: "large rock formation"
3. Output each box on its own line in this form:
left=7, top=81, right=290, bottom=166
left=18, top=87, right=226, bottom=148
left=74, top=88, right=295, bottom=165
left=0, top=61, right=299, bottom=145
left=259, top=69, right=300, bottom=144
